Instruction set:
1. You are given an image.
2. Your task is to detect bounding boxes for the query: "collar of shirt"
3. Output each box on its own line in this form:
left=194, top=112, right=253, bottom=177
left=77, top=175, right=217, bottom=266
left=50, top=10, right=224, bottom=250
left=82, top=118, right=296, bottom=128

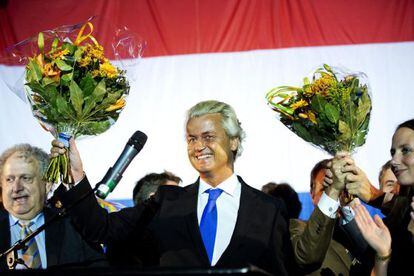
left=197, top=173, right=241, bottom=266
left=198, top=173, right=239, bottom=197
left=9, top=212, right=44, bottom=229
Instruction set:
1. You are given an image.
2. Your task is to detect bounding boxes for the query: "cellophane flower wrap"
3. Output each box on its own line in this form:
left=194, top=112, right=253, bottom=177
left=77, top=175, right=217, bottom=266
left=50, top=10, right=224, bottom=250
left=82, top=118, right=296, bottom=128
left=266, top=64, right=372, bottom=203
left=266, top=64, right=372, bottom=156
left=6, top=20, right=143, bottom=184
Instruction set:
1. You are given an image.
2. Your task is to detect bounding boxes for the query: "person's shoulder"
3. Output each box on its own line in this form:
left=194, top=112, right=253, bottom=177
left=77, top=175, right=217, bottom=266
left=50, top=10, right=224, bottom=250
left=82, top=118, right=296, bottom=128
left=0, top=207, right=9, bottom=220
left=156, top=183, right=188, bottom=201
left=239, top=177, right=285, bottom=208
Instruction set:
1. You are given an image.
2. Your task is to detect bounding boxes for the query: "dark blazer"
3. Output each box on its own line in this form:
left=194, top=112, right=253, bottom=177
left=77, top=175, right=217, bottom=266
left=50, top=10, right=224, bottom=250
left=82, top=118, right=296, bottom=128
left=0, top=208, right=107, bottom=270
left=60, top=176, right=294, bottom=275
left=383, top=187, right=414, bottom=275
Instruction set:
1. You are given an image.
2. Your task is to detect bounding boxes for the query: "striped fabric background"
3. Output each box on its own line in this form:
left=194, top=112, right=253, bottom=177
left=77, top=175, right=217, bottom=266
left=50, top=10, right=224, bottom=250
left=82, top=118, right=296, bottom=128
left=1, top=0, right=413, bottom=218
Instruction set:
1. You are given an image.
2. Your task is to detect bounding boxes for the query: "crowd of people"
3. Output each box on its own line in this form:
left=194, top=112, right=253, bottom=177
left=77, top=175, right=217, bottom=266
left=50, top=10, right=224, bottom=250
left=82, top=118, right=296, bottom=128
left=0, top=100, right=413, bottom=275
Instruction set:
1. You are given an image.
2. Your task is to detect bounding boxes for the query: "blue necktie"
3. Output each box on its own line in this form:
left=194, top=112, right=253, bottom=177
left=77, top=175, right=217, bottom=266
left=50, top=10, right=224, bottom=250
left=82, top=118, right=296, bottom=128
left=199, top=188, right=223, bottom=264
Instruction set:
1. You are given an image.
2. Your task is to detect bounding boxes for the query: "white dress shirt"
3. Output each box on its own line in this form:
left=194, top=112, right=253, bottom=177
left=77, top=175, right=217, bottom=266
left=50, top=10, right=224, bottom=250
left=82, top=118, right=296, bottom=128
left=197, top=173, right=241, bottom=266
left=317, top=191, right=340, bottom=219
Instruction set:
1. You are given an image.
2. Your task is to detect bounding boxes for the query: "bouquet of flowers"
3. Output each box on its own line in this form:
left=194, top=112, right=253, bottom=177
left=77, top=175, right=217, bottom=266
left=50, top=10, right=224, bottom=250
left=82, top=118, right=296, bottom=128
left=266, top=64, right=371, bottom=156
left=7, top=20, right=142, bottom=184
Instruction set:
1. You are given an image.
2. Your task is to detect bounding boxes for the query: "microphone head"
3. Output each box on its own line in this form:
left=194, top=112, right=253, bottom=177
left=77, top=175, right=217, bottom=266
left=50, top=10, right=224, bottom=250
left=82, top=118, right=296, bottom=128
left=128, top=131, right=148, bottom=151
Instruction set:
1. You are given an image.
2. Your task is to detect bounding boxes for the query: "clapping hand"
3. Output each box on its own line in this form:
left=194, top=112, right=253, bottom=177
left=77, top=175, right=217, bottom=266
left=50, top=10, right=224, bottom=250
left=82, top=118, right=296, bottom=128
left=353, top=203, right=391, bottom=258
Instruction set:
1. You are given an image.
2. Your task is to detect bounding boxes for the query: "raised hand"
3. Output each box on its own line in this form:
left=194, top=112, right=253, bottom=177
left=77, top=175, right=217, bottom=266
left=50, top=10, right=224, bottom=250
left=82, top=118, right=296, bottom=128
left=50, top=138, right=84, bottom=183
left=325, top=152, right=352, bottom=200
left=353, top=204, right=391, bottom=258
left=342, top=162, right=381, bottom=203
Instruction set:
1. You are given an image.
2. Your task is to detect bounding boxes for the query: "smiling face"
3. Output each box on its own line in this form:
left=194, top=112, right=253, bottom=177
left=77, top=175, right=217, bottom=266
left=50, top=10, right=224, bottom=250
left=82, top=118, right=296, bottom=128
left=390, top=127, right=414, bottom=186
left=186, top=113, right=238, bottom=186
left=1, top=152, right=48, bottom=221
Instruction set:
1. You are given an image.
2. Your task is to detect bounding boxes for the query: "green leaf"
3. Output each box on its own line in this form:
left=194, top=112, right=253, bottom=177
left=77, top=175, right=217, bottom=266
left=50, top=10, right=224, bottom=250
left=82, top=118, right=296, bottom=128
left=80, top=74, right=96, bottom=97
left=354, top=129, right=367, bottom=147
left=26, top=82, right=45, bottom=94
left=61, top=73, right=73, bottom=83
left=92, top=79, right=107, bottom=103
left=27, top=60, right=43, bottom=82
left=338, top=120, right=352, bottom=140
left=44, top=85, right=58, bottom=104
left=74, top=48, right=83, bottom=61
left=82, top=97, right=97, bottom=116
left=62, top=42, right=76, bottom=55
left=56, top=95, right=72, bottom=117
left=55, top=59, right=72, bottom=71
left=292, top=122, right=312, bottom=142
left=78, top=120, right=112, bottom=136
left=38, top=33, right=44, bottom=53
left=354, top=117, right=370, bottom=147
left=42, top=77, right=58, bottom=87
left=69, top=81, right=84, bottom=117
left=51, top=38, right=59, bottom=51
left=311, top=95, right=326, bottom=113
left=325, top=103, right=339, bottom=124
left=101, top=90, right=121, bottom=107
left=323, top=64, right=332, bottom=72
left=356, top=92, right=371, bottom=128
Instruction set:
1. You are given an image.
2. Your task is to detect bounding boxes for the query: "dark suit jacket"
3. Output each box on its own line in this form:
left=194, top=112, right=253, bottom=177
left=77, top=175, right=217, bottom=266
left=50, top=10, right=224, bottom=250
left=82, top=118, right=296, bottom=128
left=59, top=176, right=294, bottom=275
left=0, top=208, right=107, bottom=270
left=383, top=187, right=414, bottom=275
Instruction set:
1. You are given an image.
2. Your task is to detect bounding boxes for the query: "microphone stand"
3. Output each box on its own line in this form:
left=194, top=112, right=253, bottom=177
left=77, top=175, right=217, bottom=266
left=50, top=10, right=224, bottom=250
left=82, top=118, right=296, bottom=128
left=0, top=181, right=103, bottom=269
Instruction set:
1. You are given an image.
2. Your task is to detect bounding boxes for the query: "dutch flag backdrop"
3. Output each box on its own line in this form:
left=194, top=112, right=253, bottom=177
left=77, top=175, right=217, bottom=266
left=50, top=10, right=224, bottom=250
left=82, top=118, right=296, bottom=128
left=1, top=0, right=413, bottom=217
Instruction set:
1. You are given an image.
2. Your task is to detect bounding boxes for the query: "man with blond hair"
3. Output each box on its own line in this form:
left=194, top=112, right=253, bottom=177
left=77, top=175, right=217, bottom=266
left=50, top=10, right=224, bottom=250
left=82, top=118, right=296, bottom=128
left=54, top=100, right=294, bottom=275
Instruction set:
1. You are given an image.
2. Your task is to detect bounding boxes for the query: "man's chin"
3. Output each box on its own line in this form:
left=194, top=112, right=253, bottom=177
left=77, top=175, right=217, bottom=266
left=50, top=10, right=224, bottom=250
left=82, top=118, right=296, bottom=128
left=191, top=161, right=212, bottom=173
left=12, top=207, right=38, bottom=220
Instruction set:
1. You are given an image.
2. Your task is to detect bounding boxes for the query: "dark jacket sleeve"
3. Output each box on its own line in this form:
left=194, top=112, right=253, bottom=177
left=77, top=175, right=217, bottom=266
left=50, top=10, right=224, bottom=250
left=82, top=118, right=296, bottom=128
left=58, top=176, right=159, bottom=245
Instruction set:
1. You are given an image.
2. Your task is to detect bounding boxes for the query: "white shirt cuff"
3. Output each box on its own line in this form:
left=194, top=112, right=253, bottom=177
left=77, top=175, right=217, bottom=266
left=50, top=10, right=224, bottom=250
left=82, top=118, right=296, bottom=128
left=317, top=192, right=340, bottom=219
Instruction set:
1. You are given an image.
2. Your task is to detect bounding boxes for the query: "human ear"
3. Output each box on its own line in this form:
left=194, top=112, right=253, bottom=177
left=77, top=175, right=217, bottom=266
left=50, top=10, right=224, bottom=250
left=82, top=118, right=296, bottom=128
left=230, top=138, right=239, bottom=152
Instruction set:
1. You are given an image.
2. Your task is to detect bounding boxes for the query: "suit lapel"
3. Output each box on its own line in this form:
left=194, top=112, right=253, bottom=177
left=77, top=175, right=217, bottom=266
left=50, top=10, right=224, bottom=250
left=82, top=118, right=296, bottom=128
left=44, top=208, right=63, bottom=267
left=0, top=209, right=11, bottom=269
left=181, top=181, right=211, bottom=265
left=217, top=177, right=259, bottom=265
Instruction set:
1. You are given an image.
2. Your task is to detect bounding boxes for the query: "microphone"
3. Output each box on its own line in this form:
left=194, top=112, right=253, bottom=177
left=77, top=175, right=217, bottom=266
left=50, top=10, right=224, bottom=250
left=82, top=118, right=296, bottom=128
left=96, top=131, right=147, bottom=199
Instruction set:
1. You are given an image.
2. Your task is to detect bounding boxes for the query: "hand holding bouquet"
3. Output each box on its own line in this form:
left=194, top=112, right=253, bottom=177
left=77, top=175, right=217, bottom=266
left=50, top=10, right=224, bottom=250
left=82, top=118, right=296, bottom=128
left=23, top=22, right=134, bottom=184
left=266, top=64, right=372, bottom=202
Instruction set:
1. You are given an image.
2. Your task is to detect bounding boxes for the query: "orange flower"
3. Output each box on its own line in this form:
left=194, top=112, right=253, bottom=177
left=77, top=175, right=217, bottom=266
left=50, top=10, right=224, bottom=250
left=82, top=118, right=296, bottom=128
left=99, top=62, right=118, bottom=78
left=105, top=98, right=126, bottom=112
left=51, top=48, right=70, bottom=59
left=43, top=63, right=60, bottom=77
left=290, top=99, right=308, bottom=111
left=311, top=74, right=336, bottom=96
left=307, top=110, right=317, bottom=124
left=35, top=54, right=45, bottom=67
left=298, top=113, right=308, bottom=119
left=78, top=56, right=91, bottom=67
left=298, top=111, right=317, bottom=124
left=303, top=85, right=314, bottom=97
